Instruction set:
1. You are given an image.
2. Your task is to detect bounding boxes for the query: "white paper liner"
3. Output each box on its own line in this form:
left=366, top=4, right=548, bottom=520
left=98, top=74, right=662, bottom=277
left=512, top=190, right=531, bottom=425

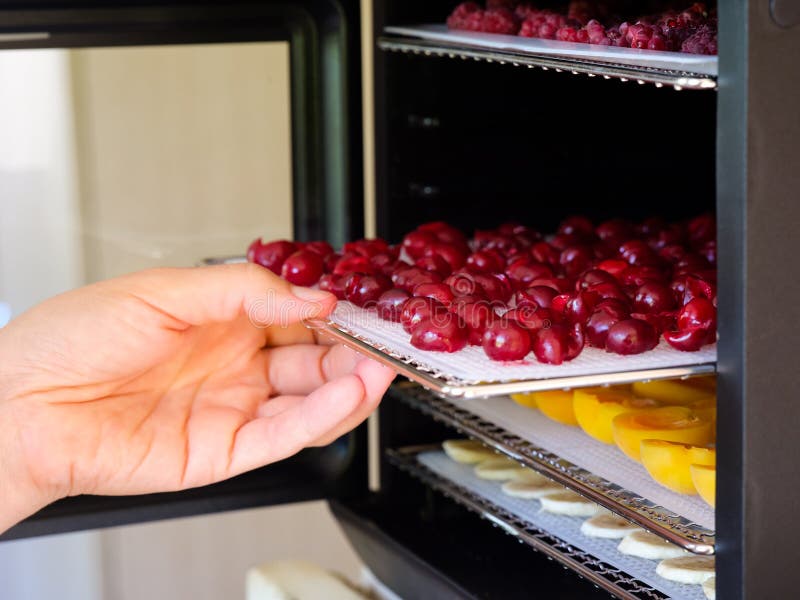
left=446, top=395, right=715, bottom=530
left=384, top=25, right=718, bottom=76
left=330, top=301, right=716, bottom=385
left=418, top=450, right=707, bottom=600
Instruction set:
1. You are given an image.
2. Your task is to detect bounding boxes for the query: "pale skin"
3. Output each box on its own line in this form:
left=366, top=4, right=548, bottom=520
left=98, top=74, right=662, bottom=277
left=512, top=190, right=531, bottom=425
left=0, top=263, right=396, bottom=534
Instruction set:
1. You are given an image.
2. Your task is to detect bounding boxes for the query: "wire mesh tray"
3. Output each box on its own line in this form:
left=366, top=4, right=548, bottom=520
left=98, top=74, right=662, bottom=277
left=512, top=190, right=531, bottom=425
left=388, top=445, right=675, bottom=600
left=307, top=302, right=716, bottom=399
left=380, top=25, right=717, bottom=90
left=389, top=383, right=715, bottom=554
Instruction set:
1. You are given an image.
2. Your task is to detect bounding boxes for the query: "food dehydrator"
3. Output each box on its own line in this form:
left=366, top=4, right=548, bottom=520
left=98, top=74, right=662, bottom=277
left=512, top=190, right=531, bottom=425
left=1, top=1, right=797, bottom=598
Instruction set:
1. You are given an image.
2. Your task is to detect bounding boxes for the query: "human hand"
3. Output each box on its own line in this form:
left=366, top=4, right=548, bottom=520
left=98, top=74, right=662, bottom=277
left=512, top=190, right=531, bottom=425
left=0, top=264, right=395, bottom=532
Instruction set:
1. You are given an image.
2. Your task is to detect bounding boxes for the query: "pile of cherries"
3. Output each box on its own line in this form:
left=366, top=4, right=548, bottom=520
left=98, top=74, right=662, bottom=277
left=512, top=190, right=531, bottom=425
left=447, top=0, right=718, bottom=55
left=247, top=214, right=717, bottom=365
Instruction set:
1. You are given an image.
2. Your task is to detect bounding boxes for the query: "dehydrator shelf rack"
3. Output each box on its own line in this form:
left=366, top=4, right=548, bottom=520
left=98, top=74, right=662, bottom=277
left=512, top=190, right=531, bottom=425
left=390, top=383, right=715, bottom=554
left=387, top=445, right=667, bottom=600
left=378, top=36, right=717, bottom=90
left=306, top=317, right=716, bottom=399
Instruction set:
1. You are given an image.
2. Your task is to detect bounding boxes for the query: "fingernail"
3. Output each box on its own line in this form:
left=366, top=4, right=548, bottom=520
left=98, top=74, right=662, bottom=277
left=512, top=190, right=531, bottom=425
left=291, top=285, right=333, bottom=302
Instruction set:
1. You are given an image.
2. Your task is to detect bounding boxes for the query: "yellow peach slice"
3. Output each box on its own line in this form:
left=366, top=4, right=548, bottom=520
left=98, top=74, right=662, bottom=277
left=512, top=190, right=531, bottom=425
left=510, top=393, right=538, bottom=409
left=640, top=440, right=717, bottom=494
left=611, top=406, right=715, bottom=463
left=632, top=378, right=715, bottom=405
left=688, top=396, right=717, bottom=424
left=573, top=388, right=662, bottom=444
left=690, top=463, right=716, bottom=508
left=533, top=390, right=579, bottom=426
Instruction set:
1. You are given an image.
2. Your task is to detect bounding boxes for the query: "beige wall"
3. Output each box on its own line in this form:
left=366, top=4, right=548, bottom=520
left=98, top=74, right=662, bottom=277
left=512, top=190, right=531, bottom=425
left=70, top=42, right=295, bottom=280
left=1, top=42, right=364, bottom=600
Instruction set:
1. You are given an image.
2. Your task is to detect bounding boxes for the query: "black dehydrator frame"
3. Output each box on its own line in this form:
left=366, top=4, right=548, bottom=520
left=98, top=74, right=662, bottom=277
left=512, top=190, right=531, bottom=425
left=1, top=0, right=799, bottom=598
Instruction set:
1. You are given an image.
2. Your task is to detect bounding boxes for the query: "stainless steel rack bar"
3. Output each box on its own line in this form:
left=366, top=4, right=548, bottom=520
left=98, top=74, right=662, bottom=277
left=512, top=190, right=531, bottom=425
left=387, top=445, right=668, bottom=600
left=307, top=318, right=716, bottom=399
left=391, top=382, right=715, bottom=554
left=378, top=36, right=717, bottom=90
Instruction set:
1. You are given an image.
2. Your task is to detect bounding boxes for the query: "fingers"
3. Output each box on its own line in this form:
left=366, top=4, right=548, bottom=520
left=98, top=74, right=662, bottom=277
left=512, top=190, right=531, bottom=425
left=309, top=358, right=395, bottom=447
left=119, top=264, right=336, bottom=328
left=227, top=374, right=365, bottom=475
left=263, top=344, right=363, bottom=396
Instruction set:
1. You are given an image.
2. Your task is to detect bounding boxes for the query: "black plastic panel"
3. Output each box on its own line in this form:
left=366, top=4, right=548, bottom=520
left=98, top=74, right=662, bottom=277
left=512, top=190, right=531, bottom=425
left=332, top=482, right=610, bottom=600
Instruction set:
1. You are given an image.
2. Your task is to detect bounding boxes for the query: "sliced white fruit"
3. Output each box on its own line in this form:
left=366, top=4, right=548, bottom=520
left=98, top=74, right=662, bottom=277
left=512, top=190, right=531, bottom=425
left=442, top=439, right=496, bottom=464
left=617, top=530, right=687, bottom=560
left=512, top=468, right=550, bottom=484
left=656, top=556, right=715, bottom=585
left=702, top=576, right=716, bottom=600
left=501, top=478, right=564, bottom=499
left=539, top=490, right=603, bottom=517
left=580, top=513, right=642, bottom=539
left=473, top=457, right=527, bottom=481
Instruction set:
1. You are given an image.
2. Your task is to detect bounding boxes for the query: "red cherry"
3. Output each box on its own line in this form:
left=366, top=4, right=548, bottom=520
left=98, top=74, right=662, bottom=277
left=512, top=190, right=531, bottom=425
left=531, top=323, right=584, bottom=365
left=505, top=260, right=554, bottom=291
left=400, top=296, right=448, bottom=334
left=376, top=288, right=411, bottom=322
left=575, top=269, right=616, bottom=291
left=343, top=238, right=389, bottom=258
left=504, top=306, right=555, bottom=331
left=425, top=242, right=468, bottom=272
left=674, top=253, right=710, bottom=275
left=559, top=246, right=594, bottom=278
left=530, top=242, right=561, bottom=266
left=700, top=240, right=717, bottom=265
left=596, top=219, right=634, bottom=244
left=473, top=273, right=512, bottom=303
left=318, top=274, right=346, bottom=299
left=605, top=319, right=659, bottom=355
left=324, top=252, right=342, bottom=273
left=344, top=273, right=391, bottom=308
left=558, top=216, right=595, bottom=239
left=392, top=267, right=442, bottom=293
left=619, top=266, right=666, bottom=289
left=415, top=254, right=452, bottom=277
left=619, top=240, right=661, bottom=267
left=402, top=230, right=437, bottom=259
left=281, top=250, right=324, bottom=286
left=249, top=239, right=297, bottom=274
left=677, top=298, right=717, bottom=331
left=410, top=316, right=468, bottom=353
left=515, top=286, right=557, bottom=310
left=596, top=259, right=629, bottom=278
left=586, top=282, right=630, bottom=306
left=482, top=319, right=532, bottom=361
left=466, top=250, right=505, bottom=273
left=333, top=253, right=376, bottom=276
left=687, top=213, right=716, bottom=246
left=413, top=282, right=455, bottom=306
left=564, top=291, right=599, bottom=325
left=636, top=217, right=667, bottom=237
left=371, top=253, right=404, bottom=276
left=663, top=327, right=715, bottom=351
left=633, top=282, right=677, bottom=314
left=418, top=221, right=468, bottom=246
left=530, top=241, right=561, bottom=266
left=304, top=240, right=335, bottom=258
left=551, top=293, right=571, bottom=315
left=658, top=244, right=689, bottom=263
left=586, top=303, right=629, bottom=347
left=444, top=270, right=484, bottom=297
left=672, top=274, right=716, bottom=304
left=453, top=299, right=497, bottom=345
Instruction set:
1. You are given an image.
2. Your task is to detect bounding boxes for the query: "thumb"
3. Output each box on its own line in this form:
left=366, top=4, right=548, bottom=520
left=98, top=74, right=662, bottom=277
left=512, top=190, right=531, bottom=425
left=120, top=263, right=336, bottom=327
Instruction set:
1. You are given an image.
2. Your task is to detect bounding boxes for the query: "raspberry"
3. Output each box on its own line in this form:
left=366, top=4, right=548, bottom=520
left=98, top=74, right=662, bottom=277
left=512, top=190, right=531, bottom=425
left=681, top=24, right=717, bottom=55
left=479, top=8, right=520, bottom=34
left=606, top=25, right=628, bottom=47
left=514, top=3, right=539, bottom=20
left=556, top=25, right=580, bottom=42
left=447, top=2, right=481, bottom=30
left=583, top=19, right=610, bottom=45
left=519, top=10, right=568, bottom=39
left=625, top=22, right=672, bottom=51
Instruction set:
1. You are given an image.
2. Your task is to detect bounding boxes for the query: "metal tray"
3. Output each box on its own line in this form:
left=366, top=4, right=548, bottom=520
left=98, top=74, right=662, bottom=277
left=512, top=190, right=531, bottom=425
left=390, top=382, right=715, bottom=554
left=307, top=317, right=716, bottom=399
left=378, top=34, right=717, bottom=90
left=387, top=445, right=668, bottom=600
